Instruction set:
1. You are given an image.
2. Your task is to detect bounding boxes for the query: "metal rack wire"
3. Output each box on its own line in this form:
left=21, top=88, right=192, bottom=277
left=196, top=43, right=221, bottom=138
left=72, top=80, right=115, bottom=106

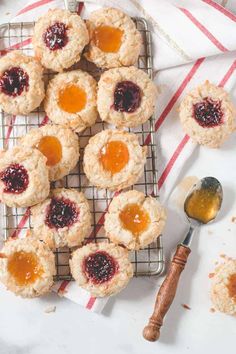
left=0, top=17, right=164, bottom=280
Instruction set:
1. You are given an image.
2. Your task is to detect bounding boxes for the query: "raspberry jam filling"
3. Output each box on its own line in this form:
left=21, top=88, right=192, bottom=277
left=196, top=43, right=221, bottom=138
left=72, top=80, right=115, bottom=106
left=38, top=136, right=62, bottom=166
left=0, top=67, right=29, bottom=97
left=193, top=97, right=223, bottom=128
left=113, top=81, right=141, bottom=113
left=7, top=251, right=43, bottom=286
left=0, top=163, right=29, bottom=194
left=93, top=25, right=123, bottom=53
left=83, top=251, right=118, bottom=284
left=43, top=22, right=68, bottom=51
left=227, top=273, right=236, bottom=302
left=99, top=140, right=129, bottom=175
left=45, top=197, right=78, bottom=229
left=58, top=84, right=87, bottom=113
left=119, top=203, right=150, bottom=235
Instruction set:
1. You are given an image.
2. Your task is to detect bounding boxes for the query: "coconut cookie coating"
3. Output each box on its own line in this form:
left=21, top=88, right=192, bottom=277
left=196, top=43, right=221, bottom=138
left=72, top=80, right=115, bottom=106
left=211, top=258, right=236, bottom=315
left=0, top=51, right=45, bottom=115
left=70, top=242, right=133, bottom=297
left=20, top=124, right=79, bottom=181
left=83, top=129, right=147, bottom=190
left=98, top=67, right=157, bottom=128
left=179, top=81, right=236, bottom=148
left=0, top=237, right=55, bottom=298
left=44, top=70, right=98, bottom=133
left=33, top=8, right=89, bottom=72
left=85, top=7, right=142, bottom=69
left=104, top=190, right=166, bottom=250
left=31, top=188, right=91, bottom=249
left=0, top=146, right=49, bottom=208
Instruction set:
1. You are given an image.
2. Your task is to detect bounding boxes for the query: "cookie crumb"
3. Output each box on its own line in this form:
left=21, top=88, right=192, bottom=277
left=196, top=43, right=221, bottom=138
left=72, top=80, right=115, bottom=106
left=44, top=305, right=56, bottom=314
left=210, top=307, right=215, bottom=313
left=231, top=216, right=236, bottom=223
left=181, top=304, right=191, bottom=310
left=220, top=254, right=226, bottom=259
left=208, top=273, right=215, bottom=278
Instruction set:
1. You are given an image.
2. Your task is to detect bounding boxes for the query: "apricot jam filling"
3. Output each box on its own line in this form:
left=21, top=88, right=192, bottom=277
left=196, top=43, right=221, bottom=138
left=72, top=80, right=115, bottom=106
left=227, top=273, right=236, bottom=303
left=58, top=84, right=87, bottom=113
left=7, top=251, right=43, bottom=286
left=99, top=140, right=129, bottom=174
left=83, top=251, right=118, bottom=284
left=119, top=203, right=150, bottom=235
left=38, top=136, right=62, bottom=166
left=93, top=25, right=123, bottom=53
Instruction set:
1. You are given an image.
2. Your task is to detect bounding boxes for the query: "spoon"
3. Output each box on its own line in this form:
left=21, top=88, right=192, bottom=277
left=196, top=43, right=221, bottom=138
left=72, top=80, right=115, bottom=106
left=143, top=176, right=223, bottom=342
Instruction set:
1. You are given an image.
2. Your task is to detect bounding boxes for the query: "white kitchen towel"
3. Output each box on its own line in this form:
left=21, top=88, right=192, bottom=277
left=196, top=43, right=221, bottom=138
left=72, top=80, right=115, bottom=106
left=1, top=0, right=236, bottom=312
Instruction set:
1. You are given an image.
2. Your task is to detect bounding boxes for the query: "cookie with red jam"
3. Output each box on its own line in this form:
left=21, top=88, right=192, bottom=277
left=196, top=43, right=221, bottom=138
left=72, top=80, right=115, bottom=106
left=31, top=188, right=91, bottom=249
left=97, top=66, right=157, bottom=128
left=0, top=146, right=49, bottom=208
left=0, top=51, right=45, bottom=115
left=70, top=242, right=133, bottom=297
left=179, top=81, right=236, bottom=148
left=33, top=8, right=89, bottom=72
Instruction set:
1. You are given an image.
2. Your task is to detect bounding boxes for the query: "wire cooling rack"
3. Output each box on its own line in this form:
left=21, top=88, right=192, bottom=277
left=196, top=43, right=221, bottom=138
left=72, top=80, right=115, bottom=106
left=0, top=16, right=164, bottom=280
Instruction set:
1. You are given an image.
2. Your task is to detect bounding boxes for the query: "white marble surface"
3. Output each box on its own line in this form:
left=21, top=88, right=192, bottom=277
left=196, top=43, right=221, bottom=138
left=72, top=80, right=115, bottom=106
left=0, top=2, right=236, bottom=354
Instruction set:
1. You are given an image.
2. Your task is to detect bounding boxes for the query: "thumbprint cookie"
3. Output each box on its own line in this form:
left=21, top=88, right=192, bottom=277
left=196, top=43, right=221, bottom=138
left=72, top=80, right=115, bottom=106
left=97, top=66, right=157, bottom=128
left=33, top=8, right=89, bottom=72
left=0, top=146, right=49, bottom=208
left=85, top=7, right=142, bottom=69
left=104, top=190, right=166, bottom=250
left=210, top=258, right=236, bottom=315
left=44, top=70, right=97, bottom=132
left=70, top=242, right=133, bottom=297
left=0, top=51, right=45, bottom=115
left=179, top=81, right=236, bottom=148
left=31, top=188, right=91, bottom=249
left=83, top=129, right=147, bottom=190
left=20, top=124, right=79, bottom=181
left=0, top=237, right=55, bottom=298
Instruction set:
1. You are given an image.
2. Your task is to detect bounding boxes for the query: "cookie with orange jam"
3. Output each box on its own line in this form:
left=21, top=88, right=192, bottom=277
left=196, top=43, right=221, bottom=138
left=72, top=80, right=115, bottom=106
left=20, top=124, right=79, bottom=181
left=98, top=66, right=158, bottom=128
left=210, top=258, right=236, bottom=315
left=0, top=146, right=49, bottom=208
left=70, top=242, right=133, bottom=297
left=31, top=188, right=91, bottom=249
left=85, top=7, right=142, bottom=69
left=83, top=129, right=147, bottom=190
left=44, top=70, right=97, bottom=132
left=0, top=51, right=45, bottom=115
left=33, top=8, right=89, bottom=72
left=104, top=190, right=166, bottom=250
left=179, top=81, right=236, bottom=148
left=0, top=237, right=55, bottom=298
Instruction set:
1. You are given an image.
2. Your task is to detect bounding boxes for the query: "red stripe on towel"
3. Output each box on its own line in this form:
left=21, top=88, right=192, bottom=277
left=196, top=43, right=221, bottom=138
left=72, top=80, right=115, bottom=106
left=179, top=7, right=228, bottom=52
left=0, top=38, right=32, bottom=56
left=202, top=0, right=236, bottom=22
left=77, top=2, right=84, bottom=15
left=11, top=208, right=31, bottom=238
left=218, top=60, right=236, bottom=87
left=86, top=296, right=97, bottom=310
left=17, top=0, right=54, bottom=15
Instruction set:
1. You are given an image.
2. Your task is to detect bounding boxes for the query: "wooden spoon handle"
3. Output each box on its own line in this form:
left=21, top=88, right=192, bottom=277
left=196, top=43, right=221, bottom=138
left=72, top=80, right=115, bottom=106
left=143, top=244, right=191, bottom=342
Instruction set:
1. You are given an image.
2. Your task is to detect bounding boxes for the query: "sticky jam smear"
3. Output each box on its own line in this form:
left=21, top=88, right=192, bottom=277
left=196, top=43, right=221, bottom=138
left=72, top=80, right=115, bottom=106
left=43, top=22, right=68, bottom=51
left=7, top=251, right=43, bottom=286
left=193, top=97, right=223, bottom=128
left=83, top=251, right=119, bottom=284
left=119, top=203, right=150, bottom=235
left=0, top=163, right=29, bottom=194
left=38, top=136, right=62, bottom=166
left=113, top=81, right=142, bottom=113
left=0, top=67, right=29, bottom=97
left=99, top=140, right=129, bottom=175
left=93, top=25, right=123, bottom=53
left=58, top=84, right=87, bottom=113
left=227, top=273, right=236, bottom=303
left=45, top=197, right=78, bottom=229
